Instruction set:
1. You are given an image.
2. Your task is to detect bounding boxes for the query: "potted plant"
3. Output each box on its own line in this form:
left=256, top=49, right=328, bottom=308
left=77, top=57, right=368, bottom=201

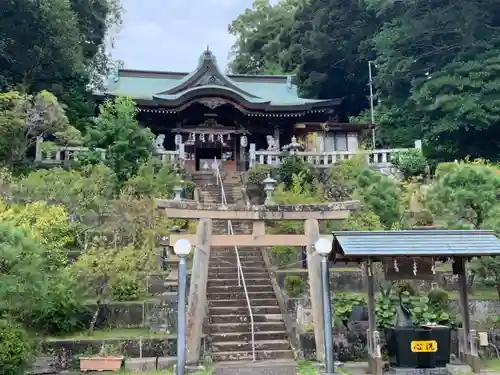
left=79, top=344, right=123, bottom=372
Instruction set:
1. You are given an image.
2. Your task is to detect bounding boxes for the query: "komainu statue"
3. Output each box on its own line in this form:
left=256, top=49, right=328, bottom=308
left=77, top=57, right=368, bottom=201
left=153, top=134, right=166, bottom=151
left=266, top=135, right=278, bottom=151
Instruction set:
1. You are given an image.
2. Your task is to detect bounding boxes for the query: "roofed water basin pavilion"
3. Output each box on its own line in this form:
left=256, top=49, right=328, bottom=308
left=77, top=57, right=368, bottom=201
left=96, top=49, right=375, bottom=172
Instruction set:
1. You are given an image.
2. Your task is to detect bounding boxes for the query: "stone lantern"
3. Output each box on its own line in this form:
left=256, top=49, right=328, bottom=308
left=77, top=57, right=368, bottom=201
left=282, top=135, right=304, bottom=154
left=173, top=174, right=183, bottom=201
left=262, top=173, right=277, bottom=205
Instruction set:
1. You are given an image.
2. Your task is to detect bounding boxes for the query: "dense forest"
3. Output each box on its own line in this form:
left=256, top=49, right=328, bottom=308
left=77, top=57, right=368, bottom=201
left=228, top=0, right=500, bottom=163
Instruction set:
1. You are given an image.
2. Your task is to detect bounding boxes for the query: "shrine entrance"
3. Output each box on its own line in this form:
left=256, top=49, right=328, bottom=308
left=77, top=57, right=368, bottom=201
left=171, top=119, right=246, bottom=172
left=195, top=145, right=221, bottom=171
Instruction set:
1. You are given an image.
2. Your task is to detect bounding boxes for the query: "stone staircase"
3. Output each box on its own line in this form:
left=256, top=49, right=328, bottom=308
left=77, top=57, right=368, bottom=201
left=191, top=170, right=294, bottom=362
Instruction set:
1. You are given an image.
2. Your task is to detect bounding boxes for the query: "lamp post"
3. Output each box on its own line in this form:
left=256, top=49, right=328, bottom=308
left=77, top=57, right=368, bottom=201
left=315, top=237, right=334, bottom=375
left=368, top=61, right=376, bottom=149
left=173, top=239, right=192, bottom=375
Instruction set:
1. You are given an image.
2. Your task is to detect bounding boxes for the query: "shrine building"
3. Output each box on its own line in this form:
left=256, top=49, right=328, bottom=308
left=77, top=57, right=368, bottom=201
left=96, top=49, right=370, bottom=171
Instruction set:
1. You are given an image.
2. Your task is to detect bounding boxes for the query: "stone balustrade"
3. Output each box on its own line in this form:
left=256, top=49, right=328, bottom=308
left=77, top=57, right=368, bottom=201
left=35, top=136, right=182, bottom=166
left=250, top=146, right=416, bottom=170
left=35, top=145, right=107, bottom=165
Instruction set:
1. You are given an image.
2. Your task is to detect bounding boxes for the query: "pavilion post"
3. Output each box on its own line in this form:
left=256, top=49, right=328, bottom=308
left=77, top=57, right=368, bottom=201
left=364, top=259, right=382, bottom=375
left=455, top=256, right=480, bottom=372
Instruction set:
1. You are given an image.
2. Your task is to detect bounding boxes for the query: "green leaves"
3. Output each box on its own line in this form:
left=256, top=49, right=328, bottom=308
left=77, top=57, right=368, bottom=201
left=85, top=97, right=154, bottom=183
left=426, top=161, right=500, bottom=228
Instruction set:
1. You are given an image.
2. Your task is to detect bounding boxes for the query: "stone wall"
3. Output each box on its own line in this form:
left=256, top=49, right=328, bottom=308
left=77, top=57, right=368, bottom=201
left=273, top=267, right=495, bottom=295
left=298, top=329, right=500, bottom=362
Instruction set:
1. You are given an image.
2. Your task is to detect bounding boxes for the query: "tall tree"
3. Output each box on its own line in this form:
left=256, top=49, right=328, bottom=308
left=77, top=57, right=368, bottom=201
left=368, top=0, right=500, bottom=159
left=0, top=0, right=122, bottom=128
left=85, top=97, right=154, bottom=182
left=229, top=0, right=379, bottom=120
left=228, top=0, right=299, bottom=75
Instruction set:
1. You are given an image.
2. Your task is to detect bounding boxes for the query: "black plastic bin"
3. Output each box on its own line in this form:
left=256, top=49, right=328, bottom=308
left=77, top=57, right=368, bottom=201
left=385, top=326, right=451, bottom=369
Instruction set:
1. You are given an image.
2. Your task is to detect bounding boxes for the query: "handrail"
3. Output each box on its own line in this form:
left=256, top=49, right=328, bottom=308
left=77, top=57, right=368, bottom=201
left=213, top=157, right=256, bottom=362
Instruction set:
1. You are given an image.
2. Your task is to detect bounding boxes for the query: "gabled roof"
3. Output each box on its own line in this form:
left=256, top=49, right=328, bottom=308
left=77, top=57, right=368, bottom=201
left=332, top=230, right=500, bottom=258
left=100, top=49, right=341, bottom=111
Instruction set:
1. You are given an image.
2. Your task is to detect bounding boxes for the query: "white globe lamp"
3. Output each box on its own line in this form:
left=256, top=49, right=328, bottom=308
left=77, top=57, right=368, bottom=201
left=315, top=237, right=332, bottom=256
left=174, top=239, right=192, bottom=257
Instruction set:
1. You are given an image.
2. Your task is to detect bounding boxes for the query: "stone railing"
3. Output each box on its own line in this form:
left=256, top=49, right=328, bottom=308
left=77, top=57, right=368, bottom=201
left=34, top=137, right=106, bottom=165
left=35, top=137, right=182, bottom=166
left=155, top=149, right=181, bottom=164
left=249, top=140, right=421, bottom=172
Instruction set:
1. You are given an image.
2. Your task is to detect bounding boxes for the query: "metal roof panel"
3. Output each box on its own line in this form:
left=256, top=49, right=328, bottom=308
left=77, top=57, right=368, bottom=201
left=332, top=230, right=500, bottom=257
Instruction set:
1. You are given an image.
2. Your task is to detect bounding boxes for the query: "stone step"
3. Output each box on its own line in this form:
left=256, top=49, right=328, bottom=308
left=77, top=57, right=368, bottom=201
left=210, top=349, right=294, bottom=362
left=209, top=266, right=268, bottom=273
left=209, top=321, right=285, bottom=334
left=210, top=330, right=288, bottom=343
left=211, top=255, right=265, bottom=263
left=209, top=260, right=267, bottom=268
left=207, top=285, right=273, bottom=294
left=211, top=249, right=261, bottom=256
left=209, top=298, right=278, bottom=308
left=213, top=272, right=270, bottom=280
left=211, top=359, right=297, bottom=375
left=211, top=339, right=290, bottom=353
left=207, top=278, right=272, bottom=288
left=207, top=291, right=276, bottom=300
left=209, top=314, right=283, bottom=324
left=209, top=306, right=282, bottom=315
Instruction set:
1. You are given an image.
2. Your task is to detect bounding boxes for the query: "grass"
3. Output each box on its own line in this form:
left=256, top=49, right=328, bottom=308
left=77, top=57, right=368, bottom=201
left=48, top=327, right=171, bottom=341
left=485, top=358, right=500, bottom=371
left=83, top=296, right=164, bottom=305
left=297, top=360, right=318, bottom=375
left=297, top=360, right=353, bottom=375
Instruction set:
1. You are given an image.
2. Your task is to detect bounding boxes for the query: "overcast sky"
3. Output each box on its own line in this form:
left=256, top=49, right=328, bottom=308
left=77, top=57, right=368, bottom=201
left=111, top=0, right=255, bottom=72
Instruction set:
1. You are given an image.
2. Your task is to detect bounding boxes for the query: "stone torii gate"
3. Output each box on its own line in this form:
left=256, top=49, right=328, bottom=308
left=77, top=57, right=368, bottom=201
left=157, top=199, right=359, bottom=363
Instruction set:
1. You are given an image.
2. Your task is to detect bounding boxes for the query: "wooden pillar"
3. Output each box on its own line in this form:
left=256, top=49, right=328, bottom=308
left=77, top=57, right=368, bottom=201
left=186, top=218, right=212, bottom=363
left=455, top=257, right=480, bottom=372
left=365, top=259, right=382, bottom=375
left=305, top=218, right=325, bottom=361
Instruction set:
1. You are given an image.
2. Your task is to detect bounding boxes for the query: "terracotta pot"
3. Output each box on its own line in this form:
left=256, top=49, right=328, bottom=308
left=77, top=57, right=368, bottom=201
left=79, top=356, right=123, bottom=372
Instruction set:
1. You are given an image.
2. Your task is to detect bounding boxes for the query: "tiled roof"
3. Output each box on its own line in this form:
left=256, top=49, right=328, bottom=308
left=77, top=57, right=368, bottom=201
left=100, top=50, right=337, bottom=108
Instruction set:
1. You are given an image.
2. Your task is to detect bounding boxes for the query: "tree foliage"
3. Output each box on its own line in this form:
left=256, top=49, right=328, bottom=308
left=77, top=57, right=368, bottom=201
left=0, top=91, right=81, bottom=166
left=426, top=161, right=500, bottom=228
left=85, top=97, right=154, bottom=182
left=229, top=0, right=500, bottom=161
left=0, top=0, right=122, bottom=126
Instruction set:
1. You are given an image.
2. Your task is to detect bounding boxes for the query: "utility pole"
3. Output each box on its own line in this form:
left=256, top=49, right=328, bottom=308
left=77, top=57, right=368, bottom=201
left=368, top=61, right=376, bottom=149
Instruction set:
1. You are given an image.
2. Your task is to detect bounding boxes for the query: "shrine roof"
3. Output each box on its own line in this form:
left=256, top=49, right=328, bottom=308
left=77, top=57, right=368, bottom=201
left=331, top=230, right=500, bottom=258
left=99, top=49, right=340, bottom=110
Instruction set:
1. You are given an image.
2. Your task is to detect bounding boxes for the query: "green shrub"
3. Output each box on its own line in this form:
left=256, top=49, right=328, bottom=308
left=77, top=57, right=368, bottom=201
left=284, top=275, right=305, bottom=297
left=392, top=150, right=428, bottom=180
left=24, top=273, right=91, bottom=335
left=276, top=155, right=317, bottom=189
left=182, top=180, right=195, bottom=199
left=247, top=164, right=274, bottom=186
left=427, top=288, right=449, bottom=309
left=0, top=319, right=34, bottom=375
left=333, top=293, right=366, bottom=324
left=109, top=275, right=143, bottom=301
left=434, top=162, right=459, bottom=179
left=271, top=246, right=297, bottom=266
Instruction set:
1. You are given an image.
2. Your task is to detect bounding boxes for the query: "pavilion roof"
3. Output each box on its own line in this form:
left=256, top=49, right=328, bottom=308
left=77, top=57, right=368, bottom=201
left=331, top=230, right=500, bottom=259
left=98, top=49, right=341, bottom=111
